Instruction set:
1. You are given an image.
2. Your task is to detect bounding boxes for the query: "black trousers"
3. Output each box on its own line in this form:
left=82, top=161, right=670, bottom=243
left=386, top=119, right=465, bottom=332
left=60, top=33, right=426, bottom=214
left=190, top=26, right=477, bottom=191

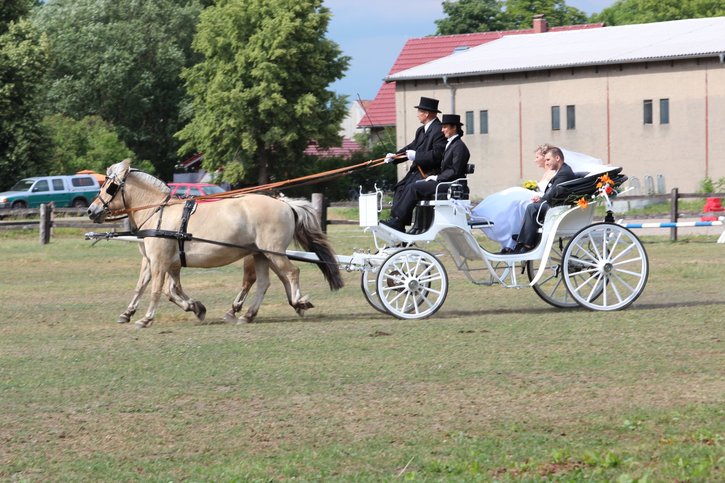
left=518, top=201, right=550, bottom=247
left=391, top=179, right=446, bottom=226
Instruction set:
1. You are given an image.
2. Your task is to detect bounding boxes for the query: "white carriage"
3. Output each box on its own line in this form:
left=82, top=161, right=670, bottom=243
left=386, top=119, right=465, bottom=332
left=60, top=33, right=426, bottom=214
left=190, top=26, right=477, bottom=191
left=291, top=176, right=649, bottom=320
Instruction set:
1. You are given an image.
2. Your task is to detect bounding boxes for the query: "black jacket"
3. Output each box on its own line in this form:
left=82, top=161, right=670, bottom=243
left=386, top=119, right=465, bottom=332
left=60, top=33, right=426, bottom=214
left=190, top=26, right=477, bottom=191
left=395, top=118, right=446, bottom=178
left=437, top=136, right=470, bottom=183
left=541, top=163, right=577, bottom=205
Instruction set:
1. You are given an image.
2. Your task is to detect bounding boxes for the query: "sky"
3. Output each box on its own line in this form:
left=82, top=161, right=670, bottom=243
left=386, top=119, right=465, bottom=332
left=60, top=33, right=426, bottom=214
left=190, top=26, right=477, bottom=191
left=325, top=0, right=618, bottom=102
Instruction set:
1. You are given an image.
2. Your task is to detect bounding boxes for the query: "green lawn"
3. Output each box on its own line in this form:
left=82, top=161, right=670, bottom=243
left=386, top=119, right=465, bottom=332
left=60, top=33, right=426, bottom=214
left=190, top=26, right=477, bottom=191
left=0, top=227, right=723, bottom=481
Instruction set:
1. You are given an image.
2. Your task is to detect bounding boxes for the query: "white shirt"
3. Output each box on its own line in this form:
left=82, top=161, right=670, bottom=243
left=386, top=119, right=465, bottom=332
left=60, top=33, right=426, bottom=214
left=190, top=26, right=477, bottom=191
left=423, top=119, right=435, bottom=133
left=445, top=134, right=459, bottom=150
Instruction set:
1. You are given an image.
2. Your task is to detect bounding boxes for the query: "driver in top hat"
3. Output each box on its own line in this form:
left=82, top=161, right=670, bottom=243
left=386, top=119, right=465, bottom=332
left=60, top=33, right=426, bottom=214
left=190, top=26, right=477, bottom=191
left=381, top=96, right=446, bottom=231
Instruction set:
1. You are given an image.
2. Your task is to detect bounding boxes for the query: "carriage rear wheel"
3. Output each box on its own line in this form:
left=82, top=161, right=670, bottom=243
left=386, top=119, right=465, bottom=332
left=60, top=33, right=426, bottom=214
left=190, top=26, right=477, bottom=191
left=376, top=248, right=448, bottom=320
left=562, top=223, right=648, bottom=311
left=360, top=268, right=386, bottom=314
left=526, top=236, right=580, bottom=308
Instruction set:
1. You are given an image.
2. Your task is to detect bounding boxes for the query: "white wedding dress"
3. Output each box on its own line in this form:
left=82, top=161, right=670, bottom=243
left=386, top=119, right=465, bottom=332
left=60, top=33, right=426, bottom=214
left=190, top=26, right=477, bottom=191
left=471, top=149, right=604, bottom=250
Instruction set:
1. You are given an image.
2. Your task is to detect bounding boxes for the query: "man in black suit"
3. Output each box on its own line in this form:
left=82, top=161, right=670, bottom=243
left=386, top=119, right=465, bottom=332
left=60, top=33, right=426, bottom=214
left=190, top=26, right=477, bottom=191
left=380, top=97, right=446, bottom=231
left=381, top=114, right=470, bottom=232
left=514, top=147, right=577, bottom=253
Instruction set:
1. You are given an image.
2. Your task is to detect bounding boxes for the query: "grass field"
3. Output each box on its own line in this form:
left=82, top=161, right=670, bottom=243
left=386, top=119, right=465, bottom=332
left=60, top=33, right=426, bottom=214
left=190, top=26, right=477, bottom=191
left=1, top=226, right=723, bottom=481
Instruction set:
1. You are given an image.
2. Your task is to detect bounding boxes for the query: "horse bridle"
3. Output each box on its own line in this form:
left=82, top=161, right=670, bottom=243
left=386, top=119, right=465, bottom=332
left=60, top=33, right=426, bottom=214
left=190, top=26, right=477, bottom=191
left=94, top=171, right=131, bottom=220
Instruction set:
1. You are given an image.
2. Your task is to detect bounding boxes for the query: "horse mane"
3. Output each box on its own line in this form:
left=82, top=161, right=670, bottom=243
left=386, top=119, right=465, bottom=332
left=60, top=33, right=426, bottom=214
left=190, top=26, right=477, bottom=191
left=128, top=170, right=171, bottom=194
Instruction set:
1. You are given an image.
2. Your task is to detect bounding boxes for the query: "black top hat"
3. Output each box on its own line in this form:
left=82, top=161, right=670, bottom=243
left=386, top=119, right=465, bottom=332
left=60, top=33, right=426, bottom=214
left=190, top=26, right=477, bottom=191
left=441, top=114, right=463, bottom=126
left=414, top=96, right=441, bottom=113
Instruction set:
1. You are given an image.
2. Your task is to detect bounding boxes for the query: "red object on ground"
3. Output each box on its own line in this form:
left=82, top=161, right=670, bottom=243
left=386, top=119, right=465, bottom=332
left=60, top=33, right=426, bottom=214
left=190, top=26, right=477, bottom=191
left=701, top=197, right=724, bottom=221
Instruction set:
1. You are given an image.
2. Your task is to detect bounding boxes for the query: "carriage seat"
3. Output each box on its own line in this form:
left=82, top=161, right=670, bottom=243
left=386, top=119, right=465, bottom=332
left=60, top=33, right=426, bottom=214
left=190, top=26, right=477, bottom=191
left=409, top=164, right=475, bottom=234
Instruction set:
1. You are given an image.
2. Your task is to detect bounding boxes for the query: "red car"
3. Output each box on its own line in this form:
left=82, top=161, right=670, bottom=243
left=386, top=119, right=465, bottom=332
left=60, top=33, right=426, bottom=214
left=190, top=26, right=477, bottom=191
left=168, top=182, right=226, bottom=199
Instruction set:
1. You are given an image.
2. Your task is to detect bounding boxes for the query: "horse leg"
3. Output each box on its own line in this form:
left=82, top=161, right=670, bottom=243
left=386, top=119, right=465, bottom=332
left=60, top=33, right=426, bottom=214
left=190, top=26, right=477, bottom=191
left=236, top=254, right=270, bottom=324
left=134, top=262, right=167, bottom=329
left=223, top=256, right=256, bottom=324
left=118, top=255, right=151, bottom=324
left=266, top=254, right=313, bottom=317
left=164, top=268, right=207, bottom=322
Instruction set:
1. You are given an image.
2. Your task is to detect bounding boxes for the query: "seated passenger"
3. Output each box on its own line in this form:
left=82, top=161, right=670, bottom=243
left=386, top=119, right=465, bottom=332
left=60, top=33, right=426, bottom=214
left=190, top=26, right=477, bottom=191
left=513, top=146, right=577, bottom=253
left=380, top=114, right=470, bottom=232
left=471, top=144, right=555, bottom=253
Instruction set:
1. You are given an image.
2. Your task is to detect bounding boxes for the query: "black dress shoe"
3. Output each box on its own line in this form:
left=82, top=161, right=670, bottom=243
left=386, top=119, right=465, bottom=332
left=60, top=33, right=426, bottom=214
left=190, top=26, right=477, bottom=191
left=380, top=217, right=404, bottom=231
left=512, top=243, right=532, bottom=254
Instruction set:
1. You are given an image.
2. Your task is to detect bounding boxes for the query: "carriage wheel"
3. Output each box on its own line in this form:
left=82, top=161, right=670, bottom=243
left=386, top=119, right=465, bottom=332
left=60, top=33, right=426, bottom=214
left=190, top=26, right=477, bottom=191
left=526, top=236, right=579, bottom=308
left=562, top=223, right=649, bottom=311
left=360, top=268, right=386, bottom=314
left=376, top=248, right=448, bottom=320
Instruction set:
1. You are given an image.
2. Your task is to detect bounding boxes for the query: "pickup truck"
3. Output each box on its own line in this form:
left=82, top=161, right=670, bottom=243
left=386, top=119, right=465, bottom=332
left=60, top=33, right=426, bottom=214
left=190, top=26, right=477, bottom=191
left=0, top=175, right=101, bottom=209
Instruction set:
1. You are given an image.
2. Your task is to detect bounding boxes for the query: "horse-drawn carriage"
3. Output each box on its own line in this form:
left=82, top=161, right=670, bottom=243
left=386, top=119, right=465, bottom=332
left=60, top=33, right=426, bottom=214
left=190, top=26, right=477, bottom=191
left=86, top=160, right=648, bottom=326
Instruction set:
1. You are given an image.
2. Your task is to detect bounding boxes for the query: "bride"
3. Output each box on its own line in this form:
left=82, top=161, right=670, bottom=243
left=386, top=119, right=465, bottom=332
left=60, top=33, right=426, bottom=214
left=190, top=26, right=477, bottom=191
left=471, top=145, right=604, bottom=252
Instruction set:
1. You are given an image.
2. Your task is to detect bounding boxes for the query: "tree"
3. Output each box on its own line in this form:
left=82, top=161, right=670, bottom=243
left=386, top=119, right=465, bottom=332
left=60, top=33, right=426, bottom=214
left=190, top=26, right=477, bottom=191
left=32, top=0, right=204, bottom=180
left=502, top=0, right=588, bottom=29
left=594, top=0, right=725, bottom=25
left=177, top=0, right=349, bottom=185
left=0, top=8, right=51, bottom=191
left=436, top=0, right=507, bottom=34
left=41, top=114, right=142, bottom=175
left=435, top=0, right=588, bottom=35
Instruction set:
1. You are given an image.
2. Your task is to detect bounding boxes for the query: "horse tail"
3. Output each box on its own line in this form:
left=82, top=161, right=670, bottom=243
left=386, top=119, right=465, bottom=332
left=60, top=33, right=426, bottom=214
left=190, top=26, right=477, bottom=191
left=285, top=199, right=345, bottom=291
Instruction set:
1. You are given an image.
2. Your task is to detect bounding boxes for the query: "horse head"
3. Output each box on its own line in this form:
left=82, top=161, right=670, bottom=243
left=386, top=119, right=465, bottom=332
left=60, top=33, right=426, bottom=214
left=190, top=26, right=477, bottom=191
left=87, top=159, right=170, bottom=223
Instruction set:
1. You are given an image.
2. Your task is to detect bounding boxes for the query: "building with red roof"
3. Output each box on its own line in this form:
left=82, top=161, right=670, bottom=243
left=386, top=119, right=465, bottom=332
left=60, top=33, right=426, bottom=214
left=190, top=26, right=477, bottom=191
left=359, top=17, right=603, bottom=130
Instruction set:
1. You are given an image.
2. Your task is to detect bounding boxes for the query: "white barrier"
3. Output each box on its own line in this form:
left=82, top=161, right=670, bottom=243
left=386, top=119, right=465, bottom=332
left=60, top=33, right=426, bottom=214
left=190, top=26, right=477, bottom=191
left=619, top=217, right=725, bottom=243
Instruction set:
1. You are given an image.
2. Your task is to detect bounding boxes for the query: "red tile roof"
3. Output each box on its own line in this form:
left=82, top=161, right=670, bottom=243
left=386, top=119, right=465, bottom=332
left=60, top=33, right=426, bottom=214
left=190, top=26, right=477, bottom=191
left=358, top=23, right=603, bottom=128
left=304, top=137, right=363, bottom=159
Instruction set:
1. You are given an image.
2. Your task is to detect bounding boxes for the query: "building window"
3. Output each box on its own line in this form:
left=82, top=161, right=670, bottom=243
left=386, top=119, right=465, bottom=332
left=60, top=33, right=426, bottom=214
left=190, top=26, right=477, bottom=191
left=566, top=105, right=576, bottom=130
left=479, top=110, right=489, bottom=134
left=551, top=106, right=560, bottom=130
left=660, top=98, right=669, bottom=124
left=465, top=111, right=474, bottom=135
left=643, top=99, right=653, bottom=124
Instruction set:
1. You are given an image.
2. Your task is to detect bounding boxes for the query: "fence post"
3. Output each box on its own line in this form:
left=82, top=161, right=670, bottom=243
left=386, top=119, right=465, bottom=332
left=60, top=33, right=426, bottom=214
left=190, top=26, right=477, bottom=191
left=311, top=193, right=327, bottom=233
left=670, top=188, right=678, bottom=242
left=39, top=203, right=53, bottom=245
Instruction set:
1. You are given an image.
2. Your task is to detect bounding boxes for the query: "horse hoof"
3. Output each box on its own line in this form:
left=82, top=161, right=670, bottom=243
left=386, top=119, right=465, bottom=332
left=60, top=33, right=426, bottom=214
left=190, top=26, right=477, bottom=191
left=117, top=315, right=130, bottom=324
left=194, top=301, right=207, bottom=322
left=134, top=318, right=153, bottom=328
left=237, top=315, right=254, bottom=324
left=222, top=312, right=238, bottom=324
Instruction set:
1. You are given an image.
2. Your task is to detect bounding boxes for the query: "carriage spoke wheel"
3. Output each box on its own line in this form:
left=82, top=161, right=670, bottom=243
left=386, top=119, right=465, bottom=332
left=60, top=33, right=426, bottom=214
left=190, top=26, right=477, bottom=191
left=376, top=248, right=448, bottom=320
left=360, top=268, right=386, bottom=314
left=562, top=223, right=649, bottom=311
left=527, top=236, right=580, bottom=308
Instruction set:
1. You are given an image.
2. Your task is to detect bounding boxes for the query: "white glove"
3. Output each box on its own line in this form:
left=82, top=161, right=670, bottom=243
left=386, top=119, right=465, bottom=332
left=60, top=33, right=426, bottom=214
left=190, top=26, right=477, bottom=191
left=384, top=153, right=395, bottom=163
left=425, top=175, right=438, bottom=182
left=405, top=149, right=416, bottom=161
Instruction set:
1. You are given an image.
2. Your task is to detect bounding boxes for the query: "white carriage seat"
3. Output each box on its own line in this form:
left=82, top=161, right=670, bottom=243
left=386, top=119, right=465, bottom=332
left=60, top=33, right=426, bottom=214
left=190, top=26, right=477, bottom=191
left=409, top=164, right=475, bottom=234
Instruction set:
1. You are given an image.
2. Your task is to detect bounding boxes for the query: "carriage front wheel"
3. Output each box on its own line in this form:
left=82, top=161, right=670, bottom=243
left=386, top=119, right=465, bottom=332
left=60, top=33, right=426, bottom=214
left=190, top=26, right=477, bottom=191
left=562, top=223, right=649, bottom=311
left=360, top=268, right=387, bottom=314
left=376, top=248, right=448, bottom=320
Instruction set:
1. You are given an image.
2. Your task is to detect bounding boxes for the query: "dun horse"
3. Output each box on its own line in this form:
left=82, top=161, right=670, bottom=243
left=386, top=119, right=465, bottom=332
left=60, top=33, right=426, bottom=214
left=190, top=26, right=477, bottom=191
left=88, top=159, right=344, bottom=327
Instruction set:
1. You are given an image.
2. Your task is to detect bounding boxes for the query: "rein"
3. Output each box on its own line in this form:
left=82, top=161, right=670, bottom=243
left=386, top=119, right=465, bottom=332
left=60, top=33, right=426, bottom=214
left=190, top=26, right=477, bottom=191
left=105, top=155, right=391, bottom=218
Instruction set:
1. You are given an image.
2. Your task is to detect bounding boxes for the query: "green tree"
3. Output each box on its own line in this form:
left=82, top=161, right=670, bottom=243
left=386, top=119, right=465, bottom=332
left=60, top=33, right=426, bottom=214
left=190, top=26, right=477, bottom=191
left=0, top=9, right=51, bottom=191
left=502, top=0, right=588, bottom=29
left=435, top=0, right=588, bottom=34
left=41, top=114, right=140, bottom=175
left=177, top=0, right=349, bottom=185
left=32, top=0, right=204, bottom=180
left=595, top=0, right=725, bottom=25
left=436, top=0, right=507, bottom=34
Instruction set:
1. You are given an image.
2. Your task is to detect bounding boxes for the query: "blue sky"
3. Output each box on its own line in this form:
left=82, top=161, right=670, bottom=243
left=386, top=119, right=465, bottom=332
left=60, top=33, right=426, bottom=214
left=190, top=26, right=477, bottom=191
left=325, top=0, right=618, bottom=102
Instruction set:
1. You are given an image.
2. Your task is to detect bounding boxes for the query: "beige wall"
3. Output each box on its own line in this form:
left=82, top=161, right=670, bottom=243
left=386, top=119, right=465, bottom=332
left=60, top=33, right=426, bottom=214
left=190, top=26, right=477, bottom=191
left=394, top=58, right=725, bottom=198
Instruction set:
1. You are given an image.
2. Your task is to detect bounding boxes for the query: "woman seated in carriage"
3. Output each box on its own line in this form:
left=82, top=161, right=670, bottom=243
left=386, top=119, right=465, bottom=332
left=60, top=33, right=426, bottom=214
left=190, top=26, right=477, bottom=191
left=470, top=145, right=609, bottom=253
